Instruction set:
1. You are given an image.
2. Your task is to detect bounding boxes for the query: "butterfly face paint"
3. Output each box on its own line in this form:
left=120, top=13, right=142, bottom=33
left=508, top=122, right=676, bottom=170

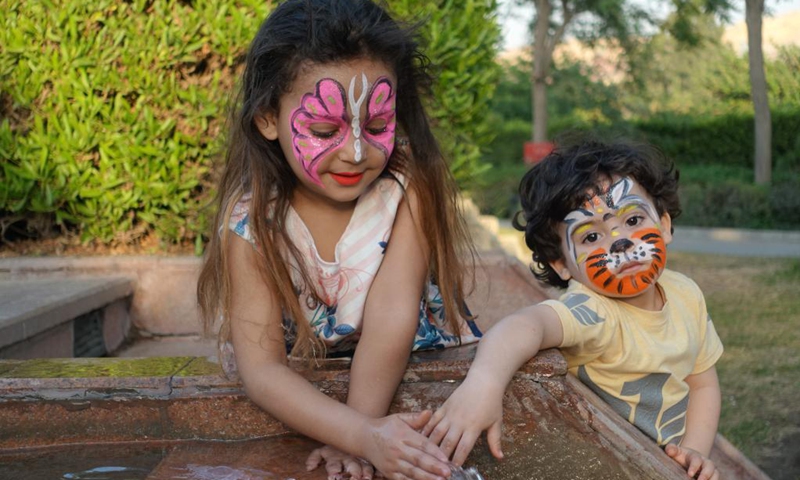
left=289, top=75, right=396, bottom=186
left=363, top=77, right=396, bottom=159
left=563, top=177, right=667, bottom=296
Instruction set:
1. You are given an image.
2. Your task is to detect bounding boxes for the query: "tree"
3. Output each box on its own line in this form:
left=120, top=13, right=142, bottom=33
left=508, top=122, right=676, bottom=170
left=520, top=0, right=733, bottom=143
left=746, top=0, right=772, bottom=185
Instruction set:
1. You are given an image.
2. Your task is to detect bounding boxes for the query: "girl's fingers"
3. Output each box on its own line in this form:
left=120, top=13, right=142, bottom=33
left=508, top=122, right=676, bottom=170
left=325, top=457, right=344, bottom=478
left=343, top=457, right=364, bottom=480
left=306, top=448, right=324, bottom=470
left=413, top=433, right=450, bottom=464
left=397, top=460, right=447, bottom=480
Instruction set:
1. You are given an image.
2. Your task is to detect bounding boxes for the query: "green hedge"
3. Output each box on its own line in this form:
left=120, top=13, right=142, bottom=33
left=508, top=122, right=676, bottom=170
left=632, top=108, right=800, bottom=171
left=0, top=0, right=501, bottom=246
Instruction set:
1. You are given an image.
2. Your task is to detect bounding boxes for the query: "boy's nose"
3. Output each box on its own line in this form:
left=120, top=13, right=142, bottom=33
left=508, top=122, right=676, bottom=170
left=610, top=238, right=635, bottom=254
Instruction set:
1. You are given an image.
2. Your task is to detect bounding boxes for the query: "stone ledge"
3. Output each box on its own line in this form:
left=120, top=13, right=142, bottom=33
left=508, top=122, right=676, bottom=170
left=0, top=276, right=133, bottom=350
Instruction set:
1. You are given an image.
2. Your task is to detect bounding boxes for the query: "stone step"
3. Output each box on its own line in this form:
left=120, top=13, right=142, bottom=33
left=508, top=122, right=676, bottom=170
left=0, top=276, right=133, bottom=358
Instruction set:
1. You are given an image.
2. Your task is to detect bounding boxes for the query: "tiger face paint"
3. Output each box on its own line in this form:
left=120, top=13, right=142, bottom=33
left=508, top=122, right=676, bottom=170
left=561, top=177, right=670, bottom=298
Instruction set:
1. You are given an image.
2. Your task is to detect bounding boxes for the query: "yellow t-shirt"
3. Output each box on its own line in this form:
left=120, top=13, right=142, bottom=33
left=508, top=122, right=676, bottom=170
left=542, top=269, right=724, bottom=446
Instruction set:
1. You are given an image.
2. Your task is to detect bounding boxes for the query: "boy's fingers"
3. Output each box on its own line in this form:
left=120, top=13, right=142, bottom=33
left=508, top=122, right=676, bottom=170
left=664, top=444, right=685, bottom=465
left=452, top=431, right=479, bottom=466
left=487, top=421, right=504, bottom=459
left=697, top=460, right=716, bottom=480
left=421, top=409, right=443, bottom=437
left=428, top=421, right=450, bottom=447
left=686, top=455, right=702, bottom=478
left=439, top=428, right=463, bottom=459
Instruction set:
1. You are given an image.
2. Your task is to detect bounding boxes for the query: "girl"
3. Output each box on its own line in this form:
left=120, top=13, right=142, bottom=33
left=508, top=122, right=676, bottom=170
left=197, top=1, right=482, bottom=479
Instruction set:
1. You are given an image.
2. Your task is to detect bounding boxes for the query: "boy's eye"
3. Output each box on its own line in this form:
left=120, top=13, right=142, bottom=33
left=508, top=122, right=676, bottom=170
left=582, top=232, right=599, bottom=244
left=625, top=215, right=645, bottom=227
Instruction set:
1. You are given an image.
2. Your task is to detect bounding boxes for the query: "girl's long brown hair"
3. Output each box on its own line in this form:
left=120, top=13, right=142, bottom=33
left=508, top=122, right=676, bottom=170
left=197, top=0, right=475, bottom=362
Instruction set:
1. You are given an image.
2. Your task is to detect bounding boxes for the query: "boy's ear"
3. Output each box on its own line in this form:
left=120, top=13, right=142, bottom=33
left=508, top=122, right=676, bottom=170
left=549, top=258, right=572, bottom=282
left=659, top=212, right=673, bottom=245
left=255, top=112, right=279, bottom=140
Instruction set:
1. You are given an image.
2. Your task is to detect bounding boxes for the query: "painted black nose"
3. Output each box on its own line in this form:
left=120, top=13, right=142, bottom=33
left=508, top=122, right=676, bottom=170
left=610, top=238, right=635, bottom=254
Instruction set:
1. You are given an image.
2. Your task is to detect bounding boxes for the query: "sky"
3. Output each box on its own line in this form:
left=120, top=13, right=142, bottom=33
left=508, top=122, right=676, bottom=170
left=497, top=0, right=800, bottom=50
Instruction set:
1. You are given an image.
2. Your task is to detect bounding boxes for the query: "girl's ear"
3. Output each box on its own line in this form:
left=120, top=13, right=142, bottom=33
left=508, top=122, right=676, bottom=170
left=549, top=258, right=572, bottom=281
left=255, top=112, right=279, bottom=140
left=659, top=212, right=673, bottom=245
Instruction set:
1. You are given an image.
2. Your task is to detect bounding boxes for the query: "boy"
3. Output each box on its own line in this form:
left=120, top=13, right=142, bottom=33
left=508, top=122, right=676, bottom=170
left=424, top=140, right=723, bottom=480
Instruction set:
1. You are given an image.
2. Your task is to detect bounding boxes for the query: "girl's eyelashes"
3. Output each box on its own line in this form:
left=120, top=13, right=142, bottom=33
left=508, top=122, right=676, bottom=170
left=365, top=119, right=388, bottom=135
left=366, top=126, right=387, bottom=135
left=309, top=123, right=339, bottom=138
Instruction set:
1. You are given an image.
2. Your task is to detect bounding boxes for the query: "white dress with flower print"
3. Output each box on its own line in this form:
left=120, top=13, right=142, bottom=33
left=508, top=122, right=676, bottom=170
left=228, top=173, right=481, bottom=354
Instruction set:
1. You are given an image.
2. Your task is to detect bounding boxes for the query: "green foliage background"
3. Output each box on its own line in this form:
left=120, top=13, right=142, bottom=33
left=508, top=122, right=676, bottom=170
left=478, top=34, right=800, bottom=229
left=0, top=0, right=501, bottom=247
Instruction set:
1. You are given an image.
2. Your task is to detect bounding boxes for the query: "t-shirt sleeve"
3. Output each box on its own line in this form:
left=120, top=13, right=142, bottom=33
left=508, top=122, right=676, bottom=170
left=543, top=289, right=616, bottom=362
left=227, top=194, right=256, bottom=247
left=692, top=292, right=724, bottom=375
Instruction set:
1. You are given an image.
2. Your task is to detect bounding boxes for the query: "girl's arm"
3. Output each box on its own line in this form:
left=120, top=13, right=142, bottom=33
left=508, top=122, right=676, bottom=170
left=665, top=366, right=721, bottom=480
left=423, top=303, right=564, bottom=465
left=348, top=187, right=428, bottom=417
left=227, top=235, right=449, bottom=480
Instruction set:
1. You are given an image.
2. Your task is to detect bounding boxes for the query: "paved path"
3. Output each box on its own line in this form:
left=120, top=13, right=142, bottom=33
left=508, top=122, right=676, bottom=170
left=497, top=219, right=800, bottom=258
left=670, top=226, right=800, bottom=258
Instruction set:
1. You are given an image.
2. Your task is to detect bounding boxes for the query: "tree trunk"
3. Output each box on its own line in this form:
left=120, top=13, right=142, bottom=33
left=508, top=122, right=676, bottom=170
left=746, top=0, right=772, bottom=185
left=531, top=0, right=552, bottom=143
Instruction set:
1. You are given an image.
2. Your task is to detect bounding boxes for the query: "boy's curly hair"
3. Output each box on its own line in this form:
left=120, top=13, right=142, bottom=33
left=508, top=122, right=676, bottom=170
left=512, top=138, right=681, bottom=289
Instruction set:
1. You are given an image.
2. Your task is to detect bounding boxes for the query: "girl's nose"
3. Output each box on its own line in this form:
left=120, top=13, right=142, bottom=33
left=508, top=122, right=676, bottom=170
left=337, top=132, right=363, bottom=165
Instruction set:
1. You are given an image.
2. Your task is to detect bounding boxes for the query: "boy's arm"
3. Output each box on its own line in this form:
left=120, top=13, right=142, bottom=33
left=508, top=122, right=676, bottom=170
left=665, top=366, right=721, bottom=480
left=423, top=303, right=564, bottom=465
left=680, top=366, right=721, bottom=456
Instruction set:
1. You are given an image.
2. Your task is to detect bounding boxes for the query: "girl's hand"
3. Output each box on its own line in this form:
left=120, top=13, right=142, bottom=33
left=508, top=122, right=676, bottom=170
left=422, top=376, right=505, bottom=466
left=306, top=445, right=375, bottom=480
left=665, top=444, right=719, bottom=480
left=361, top=410, right=452, bottom=480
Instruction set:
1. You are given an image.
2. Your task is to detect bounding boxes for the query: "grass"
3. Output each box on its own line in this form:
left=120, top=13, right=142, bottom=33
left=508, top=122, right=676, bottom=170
left=497, top=230, right=800, bottom=477
left=668, top=253, right=800, bottom=478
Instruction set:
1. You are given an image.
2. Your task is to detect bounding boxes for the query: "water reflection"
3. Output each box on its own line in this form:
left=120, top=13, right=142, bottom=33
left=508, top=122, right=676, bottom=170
left=62, top=465, right=151, bottom=479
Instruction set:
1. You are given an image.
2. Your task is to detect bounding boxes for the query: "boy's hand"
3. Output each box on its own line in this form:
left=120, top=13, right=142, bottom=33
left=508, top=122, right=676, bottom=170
left=306, top=445, right=375, bottom=480
left=360, top=410, right=452, bottom=480
left=665, top=444, right=719, bottom=480
left=422, top=376, right=505, bottom=466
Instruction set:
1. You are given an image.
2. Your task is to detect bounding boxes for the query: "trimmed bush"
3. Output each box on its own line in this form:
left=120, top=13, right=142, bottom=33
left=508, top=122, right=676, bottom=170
left=1, top=0, right=270, bottom=246
left=0, top=0, right=501, bottom=246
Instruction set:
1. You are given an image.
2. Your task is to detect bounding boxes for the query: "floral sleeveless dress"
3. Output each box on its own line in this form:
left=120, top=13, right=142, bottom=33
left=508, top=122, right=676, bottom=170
left=228, top=173, right=481, bottom=355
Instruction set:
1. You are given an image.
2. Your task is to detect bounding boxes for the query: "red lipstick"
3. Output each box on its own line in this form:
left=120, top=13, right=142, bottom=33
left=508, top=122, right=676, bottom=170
left=330, top=172, right=364, bottom=186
